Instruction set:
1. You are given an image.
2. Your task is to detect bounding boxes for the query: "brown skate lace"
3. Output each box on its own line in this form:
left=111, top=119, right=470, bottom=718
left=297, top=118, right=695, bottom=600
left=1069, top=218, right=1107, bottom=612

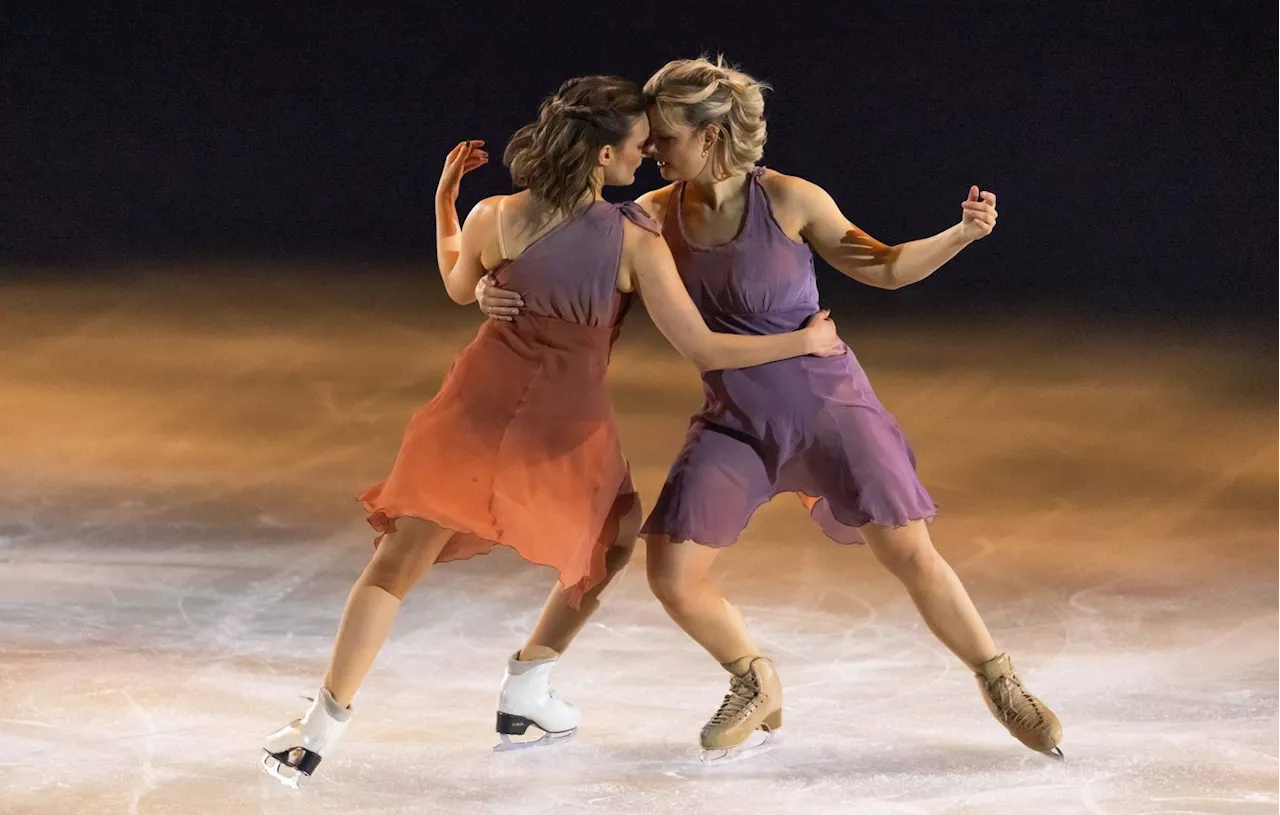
left=988, top=673, right=1046, bottom=730
left=708, top=672, right=760, bottom=727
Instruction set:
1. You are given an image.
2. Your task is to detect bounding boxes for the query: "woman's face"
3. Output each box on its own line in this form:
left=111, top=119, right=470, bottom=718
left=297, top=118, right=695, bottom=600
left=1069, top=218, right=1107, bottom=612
left=644, top=105, right=709, bottom=183
left=601, top=115, right=650, bottom=187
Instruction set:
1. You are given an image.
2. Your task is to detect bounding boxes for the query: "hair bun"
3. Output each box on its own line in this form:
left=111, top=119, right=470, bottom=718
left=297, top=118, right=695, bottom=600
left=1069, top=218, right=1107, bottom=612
left=552, top=99, right=595, bottom=122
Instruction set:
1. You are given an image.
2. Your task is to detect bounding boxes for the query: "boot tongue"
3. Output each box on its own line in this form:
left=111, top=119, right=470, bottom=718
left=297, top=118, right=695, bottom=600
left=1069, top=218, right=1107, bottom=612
left=508, top=648, right=560, bottom=675
left=518, top=645, right=561, bottom=662
left=977, top=653, right=1013, bottom=682
left=319, top=687, right=353, bottom=722
left=722, top=656, right=757, bottom=677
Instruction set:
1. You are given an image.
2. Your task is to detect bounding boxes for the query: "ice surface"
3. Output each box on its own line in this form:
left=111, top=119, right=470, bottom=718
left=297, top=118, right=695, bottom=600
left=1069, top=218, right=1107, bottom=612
left=0, top=272, right=1274, bottom=814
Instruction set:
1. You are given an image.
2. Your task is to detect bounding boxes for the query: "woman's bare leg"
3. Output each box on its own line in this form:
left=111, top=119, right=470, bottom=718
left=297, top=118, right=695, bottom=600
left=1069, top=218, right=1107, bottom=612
left=323, top=517, right=454, bottom=706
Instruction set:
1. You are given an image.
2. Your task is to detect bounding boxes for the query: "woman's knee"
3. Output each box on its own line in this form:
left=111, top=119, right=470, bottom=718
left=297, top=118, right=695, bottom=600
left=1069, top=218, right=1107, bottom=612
left=615, top=494, right=644, bottom=545
left=644, top=535, right=709, bottom=608
left=362, top=517, right=448, bottom=599
left=604, top=538, right=635, bottom=580
left=595, top=493, right=642, bottom=581
left=863, top=521, right=940, bottom=580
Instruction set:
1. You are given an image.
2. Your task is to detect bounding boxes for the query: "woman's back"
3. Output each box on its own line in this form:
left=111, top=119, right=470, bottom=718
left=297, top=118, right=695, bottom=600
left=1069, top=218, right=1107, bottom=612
left=490, top=194, right=645, bottom=329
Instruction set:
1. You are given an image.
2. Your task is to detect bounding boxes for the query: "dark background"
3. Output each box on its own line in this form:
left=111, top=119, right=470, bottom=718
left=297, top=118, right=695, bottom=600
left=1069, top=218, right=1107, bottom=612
left=2, top=1, right=1275, bottom=321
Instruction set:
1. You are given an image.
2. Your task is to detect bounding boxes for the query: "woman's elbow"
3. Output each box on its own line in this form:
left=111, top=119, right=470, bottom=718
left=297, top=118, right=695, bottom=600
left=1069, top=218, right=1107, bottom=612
left=682, top=346, right=715, bottom=373
left=837, top=265, right=899, bottom=290
left=444, top=285, right=473, bottom=305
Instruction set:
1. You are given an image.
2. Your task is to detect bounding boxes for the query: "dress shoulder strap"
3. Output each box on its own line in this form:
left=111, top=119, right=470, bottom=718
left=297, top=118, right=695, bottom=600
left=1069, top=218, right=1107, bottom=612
left=495, top=197, right=510, bottom=261
left=617, top=201, right=661, bottom=236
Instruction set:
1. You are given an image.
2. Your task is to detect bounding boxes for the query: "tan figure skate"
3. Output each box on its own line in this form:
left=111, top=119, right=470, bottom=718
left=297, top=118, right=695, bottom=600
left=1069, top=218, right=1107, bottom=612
left=699, top=656, right=783, bottom=765
left=976, top=653, right=1064, bottom=760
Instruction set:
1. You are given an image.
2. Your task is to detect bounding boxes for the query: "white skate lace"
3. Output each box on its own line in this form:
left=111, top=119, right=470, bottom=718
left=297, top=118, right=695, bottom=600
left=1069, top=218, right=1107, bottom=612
left=988, top=673, right=1046, bottom=731
left=708, top=673, right=759, bottom=728
left=544, top=681, right=570, bottom=705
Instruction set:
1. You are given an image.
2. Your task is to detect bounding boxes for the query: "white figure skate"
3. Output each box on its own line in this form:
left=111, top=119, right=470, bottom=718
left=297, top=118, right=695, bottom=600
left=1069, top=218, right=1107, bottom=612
left=260, top=688, right=350, bottom=788
left=493, top=650, right=579, bottom=752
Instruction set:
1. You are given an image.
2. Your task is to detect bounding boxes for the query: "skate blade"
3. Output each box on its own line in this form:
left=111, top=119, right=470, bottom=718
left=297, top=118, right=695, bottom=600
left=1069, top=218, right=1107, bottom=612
left=492, top=727, right=576, bottom=753
left=1043, top=746, right=1065, bottom=762
left=259, top=752, right=304, bottom=790
left=699, top=728, right=779, bottom=766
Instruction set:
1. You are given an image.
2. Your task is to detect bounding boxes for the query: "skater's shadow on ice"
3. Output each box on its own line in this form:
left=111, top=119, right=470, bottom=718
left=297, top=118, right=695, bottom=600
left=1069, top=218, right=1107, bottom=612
left=555, top=739, right=1026, bottom=781
left=790, top=742, right=1039, bottom=778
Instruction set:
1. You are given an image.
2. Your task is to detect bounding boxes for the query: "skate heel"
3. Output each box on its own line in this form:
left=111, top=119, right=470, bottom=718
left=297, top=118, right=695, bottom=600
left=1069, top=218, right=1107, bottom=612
left=762, top=709, right=782, bottom=731
left=261, top=745, right=322, bottom=787
left=492, top=710, right=576, bottom=752
left=293, top=749, right=322, bottom=775
left=496, top=712, right=535, bottom=736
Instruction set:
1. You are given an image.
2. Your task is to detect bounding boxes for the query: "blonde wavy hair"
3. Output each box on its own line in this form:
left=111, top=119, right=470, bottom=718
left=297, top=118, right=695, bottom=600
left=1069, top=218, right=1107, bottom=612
left=643, top=55, right=771, bottom=178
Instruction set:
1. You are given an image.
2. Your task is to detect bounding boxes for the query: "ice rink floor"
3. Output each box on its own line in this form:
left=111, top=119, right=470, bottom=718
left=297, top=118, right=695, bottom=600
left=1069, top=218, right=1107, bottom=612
left=1, top=270, right=1275, bottom=814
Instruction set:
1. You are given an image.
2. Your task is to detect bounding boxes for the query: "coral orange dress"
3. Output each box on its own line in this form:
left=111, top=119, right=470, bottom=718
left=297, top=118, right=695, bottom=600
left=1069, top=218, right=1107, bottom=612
left=359, top=201, right=656, bottom=603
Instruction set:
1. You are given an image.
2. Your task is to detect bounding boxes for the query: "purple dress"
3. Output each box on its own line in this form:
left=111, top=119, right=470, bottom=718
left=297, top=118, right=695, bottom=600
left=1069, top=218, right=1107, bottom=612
left=640, top=168, right=938, bottom=547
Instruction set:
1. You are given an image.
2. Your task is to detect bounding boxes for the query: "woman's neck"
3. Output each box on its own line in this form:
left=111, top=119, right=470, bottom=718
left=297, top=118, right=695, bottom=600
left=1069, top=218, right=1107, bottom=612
left=687, top=171, right=748, bottom=211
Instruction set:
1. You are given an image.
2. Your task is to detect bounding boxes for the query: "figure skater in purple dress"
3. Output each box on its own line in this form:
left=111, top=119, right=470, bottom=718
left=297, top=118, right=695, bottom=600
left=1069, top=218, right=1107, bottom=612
left=478, top=57, right=1063, bottom=764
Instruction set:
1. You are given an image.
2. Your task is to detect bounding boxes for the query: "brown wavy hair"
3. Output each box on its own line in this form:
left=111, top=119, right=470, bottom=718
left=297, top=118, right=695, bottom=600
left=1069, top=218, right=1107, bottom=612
left=504, top=76, right=647, bottom=215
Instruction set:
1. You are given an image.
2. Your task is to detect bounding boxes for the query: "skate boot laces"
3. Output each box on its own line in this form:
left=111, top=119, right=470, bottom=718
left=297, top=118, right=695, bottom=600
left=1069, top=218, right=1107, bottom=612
left=987, top=670, right=1046, bottom=731
left=709, top=671, right=760, bottom=729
